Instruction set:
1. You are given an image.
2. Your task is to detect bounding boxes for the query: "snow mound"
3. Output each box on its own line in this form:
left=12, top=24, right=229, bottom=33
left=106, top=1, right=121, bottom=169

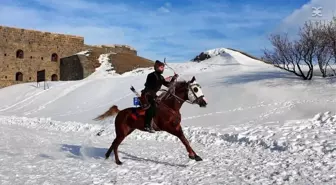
left=224, top=48, right=268, bottom=66
left=192, top=48, right=269, bottom=67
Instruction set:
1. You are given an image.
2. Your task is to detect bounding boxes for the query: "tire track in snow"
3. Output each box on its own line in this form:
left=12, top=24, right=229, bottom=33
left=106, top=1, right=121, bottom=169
left=181, top=98, right=336, bottom=121
left=49, top=97, right=336, bottom=121
left=9, top=81, right=74, bottom=112
left=47, top=76, right=140, bottom=117
left=251, top=98, right=336, bottom=124
left=23, top=80, right=93, bottom=116
left=0, top=82, right=72, bottom=112
left=181, top=102, right=284, bottom=121
left=55, top=92, right=133, bottom=117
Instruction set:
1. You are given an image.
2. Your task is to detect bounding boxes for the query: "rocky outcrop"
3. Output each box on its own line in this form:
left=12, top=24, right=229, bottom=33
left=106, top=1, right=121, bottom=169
left=191, top=52, right=211, bottom=62
left=108, top=53, right=153, bottom=74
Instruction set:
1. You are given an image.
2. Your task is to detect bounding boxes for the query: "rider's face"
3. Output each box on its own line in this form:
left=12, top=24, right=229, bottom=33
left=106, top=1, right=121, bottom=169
left=157, top=65, right=164, bottom=71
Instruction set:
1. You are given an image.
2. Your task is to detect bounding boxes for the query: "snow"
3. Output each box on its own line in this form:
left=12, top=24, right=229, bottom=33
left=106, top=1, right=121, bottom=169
left=87, top=53, right=120, bottom=78
left=77, top=50, right=90, bottom=56
left=203, top=48, right=268, bottom=67
left=0, top=48, right=336, bottom=184
left=203, top=48, right=226, bottom=57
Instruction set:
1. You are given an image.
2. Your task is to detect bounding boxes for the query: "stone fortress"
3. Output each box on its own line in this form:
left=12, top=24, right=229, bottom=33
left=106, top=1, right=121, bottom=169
left=0, top=25, right=152, bottom=88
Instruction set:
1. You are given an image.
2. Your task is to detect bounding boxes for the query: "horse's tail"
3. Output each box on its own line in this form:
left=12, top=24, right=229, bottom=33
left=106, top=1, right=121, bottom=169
left=93, top=105, right=120, bottom=121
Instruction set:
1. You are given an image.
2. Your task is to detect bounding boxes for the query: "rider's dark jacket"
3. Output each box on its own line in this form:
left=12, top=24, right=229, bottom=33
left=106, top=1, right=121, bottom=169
left=142, top=71, right=175, bottom=96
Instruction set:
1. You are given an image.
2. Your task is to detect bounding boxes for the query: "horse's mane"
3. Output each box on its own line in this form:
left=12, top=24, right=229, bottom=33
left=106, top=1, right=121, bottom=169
left=172, top=80, right=187, bottom=87
left=157, top=80, right=188, bottom=101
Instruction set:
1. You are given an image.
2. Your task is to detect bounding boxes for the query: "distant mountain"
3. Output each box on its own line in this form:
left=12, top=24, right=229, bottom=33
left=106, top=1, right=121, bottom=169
left=192, top=48, right=262, bottom=62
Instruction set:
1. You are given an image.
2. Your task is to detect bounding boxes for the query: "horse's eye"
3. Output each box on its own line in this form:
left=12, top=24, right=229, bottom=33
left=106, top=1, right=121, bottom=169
left=193, top=87, right=198, bottom=92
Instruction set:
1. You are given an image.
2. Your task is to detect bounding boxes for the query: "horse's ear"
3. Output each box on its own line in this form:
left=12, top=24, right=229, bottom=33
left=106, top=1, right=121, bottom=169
left=190, top=76, right=196, bottom=83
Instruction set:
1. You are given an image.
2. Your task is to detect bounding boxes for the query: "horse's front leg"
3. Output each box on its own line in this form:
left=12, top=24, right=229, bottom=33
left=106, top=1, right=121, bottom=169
left=169, top=125, right=203, bottom=161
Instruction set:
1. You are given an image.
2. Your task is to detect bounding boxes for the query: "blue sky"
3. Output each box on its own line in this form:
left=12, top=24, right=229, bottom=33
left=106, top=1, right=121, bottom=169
left=0, top=0, right=335, bottom=62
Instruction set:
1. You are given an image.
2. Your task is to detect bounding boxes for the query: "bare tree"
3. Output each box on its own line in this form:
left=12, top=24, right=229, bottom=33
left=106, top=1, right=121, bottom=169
left=323, top=17, right=336, bottom=76
left=311, top=18, right=336, bottom=77
left=263, top=18, right=336, bottom=80
left=262, top=32, right=313, bottom=80
left=317, top=32, right=333, bottom=77
left=298, top=21, right=321, bottom=80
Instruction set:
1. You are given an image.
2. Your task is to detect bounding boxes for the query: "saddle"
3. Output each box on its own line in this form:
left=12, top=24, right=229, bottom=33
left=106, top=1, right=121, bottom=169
left=130, top=107, right=146, bottom=120
left=130, top=90, right=159, bottom=120
left=130, top=91, right=181, bottom=132
left=129, top=86, right=169, bottom=122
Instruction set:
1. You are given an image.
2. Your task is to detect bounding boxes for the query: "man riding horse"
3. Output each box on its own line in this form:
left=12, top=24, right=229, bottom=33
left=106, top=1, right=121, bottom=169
left=94, top=66, right=208, bottom=165
left=141, top=60, right=178, bottom=133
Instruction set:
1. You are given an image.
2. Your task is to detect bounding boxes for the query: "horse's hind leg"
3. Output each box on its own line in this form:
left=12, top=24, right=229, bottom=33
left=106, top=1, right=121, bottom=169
left=105, top=128, right=134, bottom=165
left=105, top=135, right=123, bottom=160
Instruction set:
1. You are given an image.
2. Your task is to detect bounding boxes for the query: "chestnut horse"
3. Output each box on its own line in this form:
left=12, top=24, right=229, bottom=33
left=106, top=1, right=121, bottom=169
left=93, top=76, right=207, bottom=165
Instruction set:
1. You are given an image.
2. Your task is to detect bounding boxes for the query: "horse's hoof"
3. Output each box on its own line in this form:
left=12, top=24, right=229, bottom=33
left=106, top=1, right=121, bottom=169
left=105, top=154, right=110, bottom=159
left=189, top=155, right=195, bottom=160
left=195, top=155, right=203, bottom=161
left=189, top=155, right=202, bottom=161
left=116, top=161, right=123, bottom=165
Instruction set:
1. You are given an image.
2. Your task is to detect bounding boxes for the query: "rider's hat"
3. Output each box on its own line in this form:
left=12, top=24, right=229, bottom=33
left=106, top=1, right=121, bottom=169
left=154, top=60, right=164, bottom=67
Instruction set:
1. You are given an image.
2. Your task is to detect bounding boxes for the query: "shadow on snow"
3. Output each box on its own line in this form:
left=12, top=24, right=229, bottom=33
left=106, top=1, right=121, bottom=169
left=59, top=144, right=187, bottom=167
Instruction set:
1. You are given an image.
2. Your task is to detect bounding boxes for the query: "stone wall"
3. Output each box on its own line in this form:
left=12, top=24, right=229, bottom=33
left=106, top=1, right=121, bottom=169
left=77, top=54, right=93, bottom=78
left=84, top=44, right=137, bottom=55
left=0, top=26, right=84, bottom=87
left=0, top=25, right=139, bottom=88
left=0, top=80, right=21, bottom=88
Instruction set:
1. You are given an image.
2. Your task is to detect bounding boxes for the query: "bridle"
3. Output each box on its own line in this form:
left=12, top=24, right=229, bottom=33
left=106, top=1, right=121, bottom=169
left=157, top=81, right=203, bottom=105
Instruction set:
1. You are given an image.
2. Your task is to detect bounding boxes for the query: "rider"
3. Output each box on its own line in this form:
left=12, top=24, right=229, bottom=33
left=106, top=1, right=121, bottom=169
left=141, top=60, right=178, bottom=133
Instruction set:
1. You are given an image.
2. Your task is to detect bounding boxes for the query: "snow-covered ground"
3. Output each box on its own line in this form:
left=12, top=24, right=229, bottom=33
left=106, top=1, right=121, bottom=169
left=0, top=48, right=336, bottom=184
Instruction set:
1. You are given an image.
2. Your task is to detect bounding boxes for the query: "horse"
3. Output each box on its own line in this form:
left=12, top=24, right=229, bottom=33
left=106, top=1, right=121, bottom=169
left=93, top=76, right=208, bottom=165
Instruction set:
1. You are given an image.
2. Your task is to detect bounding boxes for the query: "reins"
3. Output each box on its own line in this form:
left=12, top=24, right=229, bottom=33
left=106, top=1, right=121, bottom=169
left=157, top=85, right=194, bottom=105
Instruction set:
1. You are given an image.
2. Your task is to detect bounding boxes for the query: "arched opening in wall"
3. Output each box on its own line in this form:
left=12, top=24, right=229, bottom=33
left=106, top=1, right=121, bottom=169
left=51, top=53, right=58, bottom=62
left=51, top=74, right=58, bottom=81
left=16, top=50, right=24, bottom=59
left=15, top=72, right=23, bottom=81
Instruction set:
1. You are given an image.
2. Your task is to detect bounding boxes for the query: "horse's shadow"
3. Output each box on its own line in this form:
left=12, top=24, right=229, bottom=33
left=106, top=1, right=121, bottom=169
left=119, top=151, right=187, bottom=167
left=59, top=144, right=187, bottom=167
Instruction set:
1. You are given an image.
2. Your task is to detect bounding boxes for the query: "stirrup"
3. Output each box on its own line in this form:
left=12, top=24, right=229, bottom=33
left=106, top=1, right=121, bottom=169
left=144, top=127, right=155, bottom=133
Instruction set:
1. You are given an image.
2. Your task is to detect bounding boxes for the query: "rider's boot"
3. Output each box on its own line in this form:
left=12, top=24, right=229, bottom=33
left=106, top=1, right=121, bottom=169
left=143, top=94, right=155, bottom=133
left=144, top=117, right=155, bottom=133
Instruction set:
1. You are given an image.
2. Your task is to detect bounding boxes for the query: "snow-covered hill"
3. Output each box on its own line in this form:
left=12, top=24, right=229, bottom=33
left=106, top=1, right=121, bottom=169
left=191, top=48, right=266, bottom=64
left=1, top=48, right=336, bottom=184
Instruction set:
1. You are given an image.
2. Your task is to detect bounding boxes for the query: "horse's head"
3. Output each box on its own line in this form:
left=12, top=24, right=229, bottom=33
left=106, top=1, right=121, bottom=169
left=186, top=76, right=207, bottom=107
left=172, top=76, right=207, bottom=107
